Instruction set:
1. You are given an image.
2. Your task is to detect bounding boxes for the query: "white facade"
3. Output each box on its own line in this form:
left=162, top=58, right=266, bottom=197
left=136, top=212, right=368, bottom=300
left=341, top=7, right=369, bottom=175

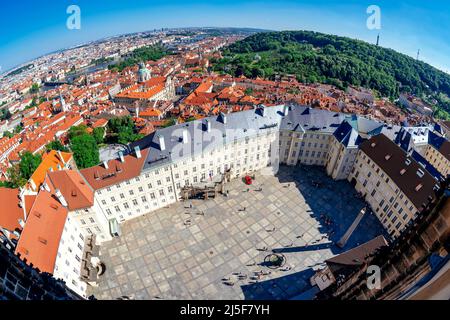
left=76, top=128, right=279, bottom=242
left=53, top=213, right=88, bottom=298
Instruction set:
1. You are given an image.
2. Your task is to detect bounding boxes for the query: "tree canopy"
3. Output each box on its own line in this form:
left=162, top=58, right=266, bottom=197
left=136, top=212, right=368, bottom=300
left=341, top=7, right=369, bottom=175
left=108, top=45, right=171, bottom=72
left=107, top=116, right=143, bottom=145
left=213, top=30, right=450, bottom=120
left=19, top=152, right=42, bottom=180
left=70, top=133, right=99, bottom=169
left=0, top=151, right=42, bottom=188
left=92, top=127, right=105, bottom=145
left=46, top=139, right=69, bottom=152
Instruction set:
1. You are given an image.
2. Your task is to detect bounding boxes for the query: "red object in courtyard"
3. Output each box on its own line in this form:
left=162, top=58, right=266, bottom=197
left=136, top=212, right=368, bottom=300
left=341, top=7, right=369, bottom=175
left=245, top=175, right=253, bottom=185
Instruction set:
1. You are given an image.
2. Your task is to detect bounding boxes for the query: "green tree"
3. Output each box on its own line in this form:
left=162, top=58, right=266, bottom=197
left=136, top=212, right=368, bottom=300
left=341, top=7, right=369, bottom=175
left=108, top=116, right=142, bottom=144
left=0, top=109, right=11, bottom=121
left=162, top=118, right=177, bottom=128
left=212, top=30, right=450, bottom=119
left=2, top=131, right=14, bottom=139
left=46, top=140, right=69, bottom=152
left=70, top=134, right=100, bottom=169
left=30, top=83, right=40, bottom=94
left=19, top=152, right=42, bottom=180
left=0, top=164, right=27, bottom=188
left=68, top=124, right=88, bottom=139
left=92, top=127, right=105, bottom=144
left=14, top=125, right=23, bottom=134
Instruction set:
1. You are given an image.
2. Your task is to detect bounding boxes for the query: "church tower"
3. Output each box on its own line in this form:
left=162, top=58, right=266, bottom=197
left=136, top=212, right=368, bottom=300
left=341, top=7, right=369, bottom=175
left=137, top=62, right=151, bottom=83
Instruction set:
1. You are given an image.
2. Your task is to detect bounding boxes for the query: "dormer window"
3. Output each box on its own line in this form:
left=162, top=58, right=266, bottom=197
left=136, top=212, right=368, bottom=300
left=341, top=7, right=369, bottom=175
left=417, top=169, right=425, bottom=178
left=400, top=169, right=406, bottom=175
left=385, top=154, right=391, bottom=160
left=405, top=159, right=411, bottom=166
left=415, top=184, right=423, bottom=191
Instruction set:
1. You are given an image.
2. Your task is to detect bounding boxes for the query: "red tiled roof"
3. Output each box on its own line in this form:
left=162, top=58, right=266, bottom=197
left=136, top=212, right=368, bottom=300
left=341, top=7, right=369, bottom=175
left=0, top=188, right=23, bottom=235
left=15, top=185, right=68, bottom=273
left=47, top=170, right=94, bottom=210
left=80, top=149, right=148, bottom=190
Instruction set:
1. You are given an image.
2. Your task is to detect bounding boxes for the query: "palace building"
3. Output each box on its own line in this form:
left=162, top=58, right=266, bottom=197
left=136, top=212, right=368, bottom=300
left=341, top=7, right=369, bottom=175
left=7, top=104, right=447, bottom=297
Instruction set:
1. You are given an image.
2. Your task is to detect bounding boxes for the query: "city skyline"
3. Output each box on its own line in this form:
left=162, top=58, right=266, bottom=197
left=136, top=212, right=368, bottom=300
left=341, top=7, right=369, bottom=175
left=1, top=0, right=450, bottom=73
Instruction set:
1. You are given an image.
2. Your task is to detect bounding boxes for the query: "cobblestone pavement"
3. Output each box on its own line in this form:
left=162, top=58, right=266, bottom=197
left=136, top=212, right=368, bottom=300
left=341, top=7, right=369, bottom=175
left=88, top=165, right=386, bottom=300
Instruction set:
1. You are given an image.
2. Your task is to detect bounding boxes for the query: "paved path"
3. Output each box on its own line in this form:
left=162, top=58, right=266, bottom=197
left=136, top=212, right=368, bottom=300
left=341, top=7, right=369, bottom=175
left=88, top=165, right=386, bottom=300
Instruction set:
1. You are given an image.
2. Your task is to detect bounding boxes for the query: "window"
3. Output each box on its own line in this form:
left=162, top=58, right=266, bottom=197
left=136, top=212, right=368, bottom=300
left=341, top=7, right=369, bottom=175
left=89, top=217, right=95, bottom=223
left=148, top=183, right=153, bottom=189
left=110, top=197, right=115, bottom=202
left=132, top=199, right=138, bottom=206
left=81, top=219, right=86, bottom=225
left=101, top=200, right=106, bottom=205
left=124, top=202, right=130, bottom=209
left=141, top=196, right=147, bottom=203
left=115, top=206, right=120, bottom=212
left=129, top=190, right=134, bottom=195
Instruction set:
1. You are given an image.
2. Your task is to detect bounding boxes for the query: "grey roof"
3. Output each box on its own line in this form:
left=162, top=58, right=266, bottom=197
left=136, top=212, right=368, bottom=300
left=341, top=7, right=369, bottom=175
left=129, top=104, right=430, bottom=171
left=280, top=106, right=345, bottom=133
left=333, top=121, right=364, bottom=148
left=132, top=105, right=286, bottom=170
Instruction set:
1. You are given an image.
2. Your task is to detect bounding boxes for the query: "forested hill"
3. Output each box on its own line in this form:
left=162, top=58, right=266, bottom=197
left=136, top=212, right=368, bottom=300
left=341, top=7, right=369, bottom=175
left=212, top=31, right=450, bottom=119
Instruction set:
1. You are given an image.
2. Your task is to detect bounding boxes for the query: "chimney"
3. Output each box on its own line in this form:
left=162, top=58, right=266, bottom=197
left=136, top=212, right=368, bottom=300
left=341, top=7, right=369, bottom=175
left=283, top=105, right=289, bottom=116
left=220, top=112, right=227, bottom=124
left=118, top=151, right=125, bottom=163
left=43, top=182, right=51, bottom=192
left=205, top=119, right=211, bottom=132
left=55, top=189, right=68, bottom=207
left=182, top=129, right=189, bottom=144
left=158, top=135, right=166, bottom=151
left=103, top=161, right=109, bottom=169
left=134, top=146, right=142, bottom=159
left=57, top=150, right=66, bottom=165
left=259, top=105, right=265, bottom=117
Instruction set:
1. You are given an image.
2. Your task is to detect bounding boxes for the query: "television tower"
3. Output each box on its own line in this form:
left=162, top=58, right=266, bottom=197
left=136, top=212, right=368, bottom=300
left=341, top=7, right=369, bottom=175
left=416, top=49, right=420, bottom=60
left=376, top=33, right=380, bottom=46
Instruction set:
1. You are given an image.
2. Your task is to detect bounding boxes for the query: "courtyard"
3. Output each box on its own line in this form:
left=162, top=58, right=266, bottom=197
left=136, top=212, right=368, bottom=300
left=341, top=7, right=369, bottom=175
left=88, top=165, right=386, bottom=300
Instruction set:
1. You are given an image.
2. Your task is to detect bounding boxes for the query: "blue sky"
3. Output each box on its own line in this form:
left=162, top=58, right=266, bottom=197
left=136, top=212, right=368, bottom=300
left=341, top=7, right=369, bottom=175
left=0, top=0, right=449, bottom=73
